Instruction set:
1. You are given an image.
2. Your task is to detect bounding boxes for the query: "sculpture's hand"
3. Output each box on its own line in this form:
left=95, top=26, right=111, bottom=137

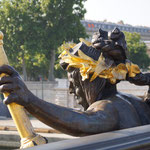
left=91, top=32, right=105, bottom=50
left=102, top=47, right=125, bottom=63
left=0, top=65, right=34, bottom=106
left=92, top=28, right=127, bottom=64
left=92, top=36, right=125, bottom=64
left=127, top=73, right=150, bottom=86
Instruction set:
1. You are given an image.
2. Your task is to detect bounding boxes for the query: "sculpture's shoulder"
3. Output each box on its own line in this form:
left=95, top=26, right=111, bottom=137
left=114, top=92, right=150, bottom=125
left=85, top=100, right=119, bottom=128
left=86, top=98, right=141, bottom=129
left=87, top=100, right=117, bottom=114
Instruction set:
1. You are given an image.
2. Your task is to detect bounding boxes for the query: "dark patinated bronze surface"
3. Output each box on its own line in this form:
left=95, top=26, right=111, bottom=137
left=1, top=28, right=150, bottom=136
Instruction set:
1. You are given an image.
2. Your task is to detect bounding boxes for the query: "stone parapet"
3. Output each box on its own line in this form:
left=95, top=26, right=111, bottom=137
left=23, top=79, right=149, bottom=109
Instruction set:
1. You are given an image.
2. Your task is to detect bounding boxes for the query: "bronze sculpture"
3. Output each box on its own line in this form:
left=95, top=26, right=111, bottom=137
left=1, top=28, right=150, bottom=136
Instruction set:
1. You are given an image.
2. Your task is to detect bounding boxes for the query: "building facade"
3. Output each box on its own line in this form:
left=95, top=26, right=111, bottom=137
left=81, top=20, right=150, bottom=41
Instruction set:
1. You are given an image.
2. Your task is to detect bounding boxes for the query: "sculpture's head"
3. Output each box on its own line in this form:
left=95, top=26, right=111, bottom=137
left=67, top=67, right=90, bottom=110
left=59, top=39, right=108, bottom=110
left=59, top=28, right=140, bottom=110
left=66, top=66, right=107, bottom=110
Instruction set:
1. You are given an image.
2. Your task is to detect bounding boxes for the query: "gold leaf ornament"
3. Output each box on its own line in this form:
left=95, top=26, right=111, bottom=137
left=112, top=63, right=128, bottom=80
left=60, top=40, right=141, bottom=84
left=126, top=62, right=140, bottom=77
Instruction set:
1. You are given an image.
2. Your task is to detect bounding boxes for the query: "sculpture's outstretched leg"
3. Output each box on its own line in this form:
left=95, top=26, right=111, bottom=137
left=0, top=31, right=47, bottom=149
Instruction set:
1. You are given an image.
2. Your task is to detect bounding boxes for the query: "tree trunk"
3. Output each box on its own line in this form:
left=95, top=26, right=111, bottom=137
left=48, top=50, right=55, bottom=81
left=22, top=54, right=27, bottom=81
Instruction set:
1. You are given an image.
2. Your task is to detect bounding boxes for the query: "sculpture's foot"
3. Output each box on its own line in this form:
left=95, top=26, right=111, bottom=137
left=20, top=134, right=48, bottom=149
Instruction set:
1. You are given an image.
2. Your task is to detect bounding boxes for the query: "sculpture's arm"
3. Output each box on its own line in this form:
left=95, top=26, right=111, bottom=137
left=24, top=99, right=118, bottom=136
left=0, top=65, right=118, bottom=136
left=127, top=73, right=150, bottom=102
left=127, top=73, right=150, bottom=86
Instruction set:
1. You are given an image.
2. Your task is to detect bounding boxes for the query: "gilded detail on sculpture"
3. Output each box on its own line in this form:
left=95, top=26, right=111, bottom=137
left=59, top=40, right=140, bottom=84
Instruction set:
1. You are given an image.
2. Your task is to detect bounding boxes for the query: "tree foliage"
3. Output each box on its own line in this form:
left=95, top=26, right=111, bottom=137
left=125, top=32, right=150, bottom=70
left=0, top=0, right=46, bottom=80
left=0, top=0, right=87, bottom=80
left=40, top=0, right=87, bottom=80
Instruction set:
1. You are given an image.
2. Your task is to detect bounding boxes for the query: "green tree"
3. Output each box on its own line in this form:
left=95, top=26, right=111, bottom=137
left=40, top=0, right=87, bottom=80
left=0, top=0, right=45, bottom=80
left=0, top=0, right=87, bottom=81
left=125, top=32, right=150, bottom=70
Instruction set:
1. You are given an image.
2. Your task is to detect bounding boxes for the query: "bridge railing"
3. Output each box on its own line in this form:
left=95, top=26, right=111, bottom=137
left=25, top=124, right=150, bottom=150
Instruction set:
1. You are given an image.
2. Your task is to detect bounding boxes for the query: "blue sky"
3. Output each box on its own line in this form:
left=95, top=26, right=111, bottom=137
left=84, top=0, right=150, bottom=27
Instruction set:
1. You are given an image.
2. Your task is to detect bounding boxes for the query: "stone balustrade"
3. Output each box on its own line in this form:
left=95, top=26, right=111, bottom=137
left=25, top=79, right=149, bottom=109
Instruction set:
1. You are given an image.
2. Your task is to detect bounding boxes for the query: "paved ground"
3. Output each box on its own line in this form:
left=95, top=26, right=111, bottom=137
left=0, top=117, right=77, bottom=149
left=0, top=117, right=76, bottom=138
left=0, top=117, right=51, bottom=129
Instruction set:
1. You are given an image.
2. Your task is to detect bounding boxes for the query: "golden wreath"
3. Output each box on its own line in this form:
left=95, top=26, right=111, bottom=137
left=59, top=39, right=140, bottom=84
